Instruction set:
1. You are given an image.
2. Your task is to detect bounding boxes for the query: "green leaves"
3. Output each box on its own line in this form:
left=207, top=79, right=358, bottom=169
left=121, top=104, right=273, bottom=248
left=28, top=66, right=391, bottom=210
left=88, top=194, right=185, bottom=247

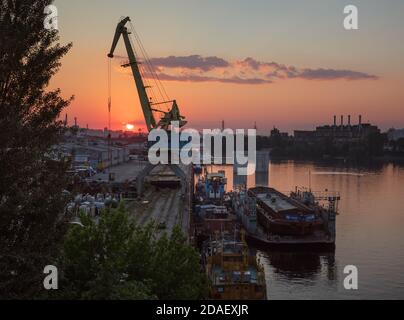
left=56, top=207, right=207, bottom=300
left=149, top=226, right=207, bottom=300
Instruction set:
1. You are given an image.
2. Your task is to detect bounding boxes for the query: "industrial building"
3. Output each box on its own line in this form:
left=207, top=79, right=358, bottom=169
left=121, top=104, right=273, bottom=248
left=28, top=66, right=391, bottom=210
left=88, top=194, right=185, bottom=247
left=56, top=127, right=135, bottom=170
left=58, top=141, right=130, bottom=169
left=387, top=128, right=404, bottom=141
left=294, top=115, right=380, bottom=143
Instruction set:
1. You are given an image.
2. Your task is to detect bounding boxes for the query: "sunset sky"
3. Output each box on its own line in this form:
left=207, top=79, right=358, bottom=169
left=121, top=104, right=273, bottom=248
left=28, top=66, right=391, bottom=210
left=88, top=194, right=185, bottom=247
left=51, top=0, right=404, bottom=133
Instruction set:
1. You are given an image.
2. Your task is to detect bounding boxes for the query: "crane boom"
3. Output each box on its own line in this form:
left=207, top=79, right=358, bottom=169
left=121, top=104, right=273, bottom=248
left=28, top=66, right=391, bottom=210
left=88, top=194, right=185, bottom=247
left=108, top=17, right=156, bottom=132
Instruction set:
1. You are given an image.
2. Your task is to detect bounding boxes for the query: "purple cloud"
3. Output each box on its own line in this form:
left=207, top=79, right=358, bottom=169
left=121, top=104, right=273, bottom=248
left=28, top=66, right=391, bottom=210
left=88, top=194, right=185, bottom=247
left=295, top=68, right=379, bottom=80
left=149, top=55, right=229, bottom=71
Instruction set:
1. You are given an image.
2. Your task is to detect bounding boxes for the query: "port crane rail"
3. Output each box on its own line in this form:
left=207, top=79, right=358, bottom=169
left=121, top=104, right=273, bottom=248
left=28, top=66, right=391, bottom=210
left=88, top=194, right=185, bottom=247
left=108, top=16, right=188, bottom=196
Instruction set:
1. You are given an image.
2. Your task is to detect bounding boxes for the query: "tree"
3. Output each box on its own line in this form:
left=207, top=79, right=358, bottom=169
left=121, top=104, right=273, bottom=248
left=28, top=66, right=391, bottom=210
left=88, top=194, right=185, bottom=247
left=0, top=0, right=72, bottom=298
left=57, top=209, right=155, bottom=300
left=148, top=226, right=208, bottom=299
left=54, top=207, right=207, bottom=300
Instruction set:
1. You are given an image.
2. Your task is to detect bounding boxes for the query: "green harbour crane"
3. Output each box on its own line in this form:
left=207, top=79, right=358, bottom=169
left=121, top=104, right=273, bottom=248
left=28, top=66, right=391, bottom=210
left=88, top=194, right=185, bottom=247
left=107, top=16, right=188, bottom=197
left=107, top=17, right=187, bottom=132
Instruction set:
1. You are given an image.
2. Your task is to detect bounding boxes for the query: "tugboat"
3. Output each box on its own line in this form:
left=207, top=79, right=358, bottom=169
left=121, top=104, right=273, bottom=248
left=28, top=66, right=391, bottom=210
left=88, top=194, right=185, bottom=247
left=193, top=164, right=203, bottom=175
left=195, top=170, right=227, bottom=204
left=202, top=231, right=267, bottom=300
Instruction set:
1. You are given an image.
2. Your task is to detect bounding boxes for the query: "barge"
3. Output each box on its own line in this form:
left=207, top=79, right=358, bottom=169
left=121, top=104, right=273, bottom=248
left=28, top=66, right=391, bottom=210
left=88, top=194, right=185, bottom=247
left=232, top=186, right=340, bottom=249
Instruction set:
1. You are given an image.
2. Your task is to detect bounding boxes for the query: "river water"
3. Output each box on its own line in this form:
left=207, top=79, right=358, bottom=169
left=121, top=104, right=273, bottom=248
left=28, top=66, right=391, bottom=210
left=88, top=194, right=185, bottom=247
left=211, top=160, right=404, bottom=299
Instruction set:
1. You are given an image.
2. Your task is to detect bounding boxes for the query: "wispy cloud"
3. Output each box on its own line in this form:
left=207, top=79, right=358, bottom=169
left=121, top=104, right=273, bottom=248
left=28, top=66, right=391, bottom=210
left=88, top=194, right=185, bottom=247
left=124, top=55, right=378, bottom=84
left=294, top=68, right=379, bottom=80
left=149, top=55, right=229, bottom=72
left=155, top=72, right=272, bottom=84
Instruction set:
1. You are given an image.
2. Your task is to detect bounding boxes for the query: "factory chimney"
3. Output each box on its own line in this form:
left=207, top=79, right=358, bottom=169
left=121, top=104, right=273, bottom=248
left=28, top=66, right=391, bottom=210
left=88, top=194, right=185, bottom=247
left=359, top=115, right=362, bottom=126
left=340, top=115, right=344, bottom=127
left=348, top=115, right=351, bottom=126
left=333, top=115, right=337, bottom=127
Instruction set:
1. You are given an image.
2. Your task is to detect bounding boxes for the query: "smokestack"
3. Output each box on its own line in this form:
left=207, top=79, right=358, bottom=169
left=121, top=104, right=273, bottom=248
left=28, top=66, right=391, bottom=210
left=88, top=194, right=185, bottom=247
left=221, top=120, right=225, bottom=131
left=333, top=115, right=337, bottom=126
left=74, top=117, right=77, bottom=127
left=348, top=115, right=351, bottom=126
left=340, top=115, right=344, bottom=127
left=359, top=115, right=362, bottom=126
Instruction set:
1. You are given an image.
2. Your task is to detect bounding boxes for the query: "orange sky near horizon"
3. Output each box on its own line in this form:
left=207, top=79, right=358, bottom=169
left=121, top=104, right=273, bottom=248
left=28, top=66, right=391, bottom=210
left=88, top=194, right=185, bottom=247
left=51, top=54, right=404, bottom=133
left=51, top=0, right=404, bottom=134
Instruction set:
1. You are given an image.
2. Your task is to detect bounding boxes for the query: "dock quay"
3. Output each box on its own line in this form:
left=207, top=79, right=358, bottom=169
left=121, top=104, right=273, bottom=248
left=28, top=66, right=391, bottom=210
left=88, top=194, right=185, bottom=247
left=78, top=160, right=193, bottom=237
left=87, top=160, right=150, bottom=184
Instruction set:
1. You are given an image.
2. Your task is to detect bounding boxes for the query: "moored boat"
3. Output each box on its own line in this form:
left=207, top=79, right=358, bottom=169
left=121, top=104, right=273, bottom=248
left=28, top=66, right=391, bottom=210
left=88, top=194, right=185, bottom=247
left=202, top=232, right=267, bottom=300
left=232, top=186, right=339, bottom=248
left=195, top=170, right=227, bottom=203
left=193, top=204, right=237, bottom=247
left=249, top=186, right=324, bottom=236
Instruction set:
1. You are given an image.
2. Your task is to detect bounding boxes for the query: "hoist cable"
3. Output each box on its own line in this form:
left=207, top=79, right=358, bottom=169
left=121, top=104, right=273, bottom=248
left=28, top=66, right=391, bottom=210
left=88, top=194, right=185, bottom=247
left=107, top=58, right=112, bottom=171
left=127, top=33, right=160, bottom=118
left=129, top=22, right=171, bottom=110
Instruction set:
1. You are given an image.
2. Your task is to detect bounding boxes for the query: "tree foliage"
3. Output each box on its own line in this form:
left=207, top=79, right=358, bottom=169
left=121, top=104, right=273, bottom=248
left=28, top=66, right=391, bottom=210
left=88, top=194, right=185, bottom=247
left=0, top=0, right=72, bottom=298
left=53, top=207, right=207, bottom=300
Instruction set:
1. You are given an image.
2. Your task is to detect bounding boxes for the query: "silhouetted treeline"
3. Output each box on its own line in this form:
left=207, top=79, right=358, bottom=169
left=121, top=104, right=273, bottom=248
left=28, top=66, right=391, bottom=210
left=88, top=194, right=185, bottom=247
left=257, top=132, right=390, bottom=161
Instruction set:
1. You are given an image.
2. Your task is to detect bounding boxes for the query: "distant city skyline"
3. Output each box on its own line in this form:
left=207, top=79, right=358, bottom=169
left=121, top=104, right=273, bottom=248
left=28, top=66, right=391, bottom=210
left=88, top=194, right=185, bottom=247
left=52, top=0, right=404, bottom=133
left=66, top=113, right=387, bottom=136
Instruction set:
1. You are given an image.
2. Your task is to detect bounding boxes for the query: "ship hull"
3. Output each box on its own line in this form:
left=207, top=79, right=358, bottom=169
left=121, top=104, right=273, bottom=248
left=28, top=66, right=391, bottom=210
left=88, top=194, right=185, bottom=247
left=245, top=232, right=335, bottom=251
left=257, top=208, right=323, bottom=236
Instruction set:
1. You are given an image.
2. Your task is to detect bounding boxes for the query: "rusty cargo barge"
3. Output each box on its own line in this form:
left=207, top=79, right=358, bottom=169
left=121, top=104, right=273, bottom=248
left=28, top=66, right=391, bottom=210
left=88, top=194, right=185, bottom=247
left=232, top=186, right=340, bottom=250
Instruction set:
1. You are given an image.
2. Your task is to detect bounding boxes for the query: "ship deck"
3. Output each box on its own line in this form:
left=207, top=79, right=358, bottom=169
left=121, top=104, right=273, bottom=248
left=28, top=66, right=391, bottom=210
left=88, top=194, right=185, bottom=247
left=250, top=187, right=313, bottom=214
left=210, top=265, right=261, bottom=285
left=256, top=192, right=297, bottom=213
